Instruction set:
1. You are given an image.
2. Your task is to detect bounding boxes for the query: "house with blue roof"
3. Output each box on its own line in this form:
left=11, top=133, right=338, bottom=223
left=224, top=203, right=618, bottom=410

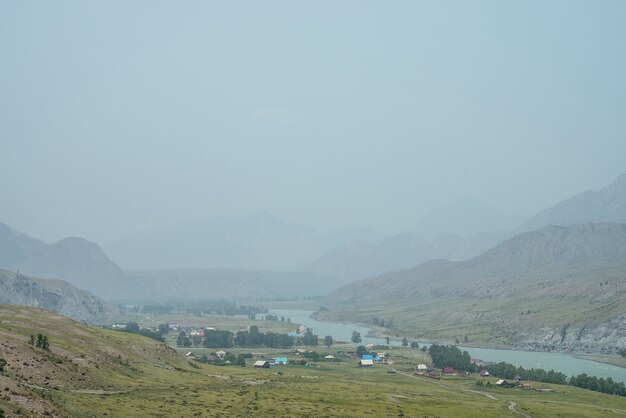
left=275, top=357, right=288, bottom=365
left=362, top=354, right=373, bottom=360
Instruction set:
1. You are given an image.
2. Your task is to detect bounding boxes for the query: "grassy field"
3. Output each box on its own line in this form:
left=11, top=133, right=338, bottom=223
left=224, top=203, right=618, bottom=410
left=1, top=304, right=626, bottom=417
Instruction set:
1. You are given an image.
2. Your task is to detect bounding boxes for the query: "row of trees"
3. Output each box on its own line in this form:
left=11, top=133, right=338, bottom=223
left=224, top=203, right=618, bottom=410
left=177, top=326, right=321, bottom=349
left=123, top=300, right=267, bottom=317
left=428, top=344, right=474, bottom=371
left=569, top=373, right=626, bottom=396
left=488, top=362, right=567, bottom=384
left=119, top=322, right=165, bottom=342
left=489, top=361, right=626, bottom=397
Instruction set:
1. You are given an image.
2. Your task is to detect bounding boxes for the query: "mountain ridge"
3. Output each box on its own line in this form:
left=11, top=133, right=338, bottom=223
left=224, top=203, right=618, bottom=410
left=522, top=173, right=626, bottom=231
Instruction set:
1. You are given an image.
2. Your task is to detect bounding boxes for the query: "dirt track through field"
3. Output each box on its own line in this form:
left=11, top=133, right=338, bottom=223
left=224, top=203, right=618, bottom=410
left=397, top=371, right=535, bottom=417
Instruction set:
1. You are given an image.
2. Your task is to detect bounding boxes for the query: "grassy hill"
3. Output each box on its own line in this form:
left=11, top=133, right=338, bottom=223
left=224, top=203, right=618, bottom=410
left=321, top=223, right=626, bottom=352
left=1, top=305, right=626, bottom=417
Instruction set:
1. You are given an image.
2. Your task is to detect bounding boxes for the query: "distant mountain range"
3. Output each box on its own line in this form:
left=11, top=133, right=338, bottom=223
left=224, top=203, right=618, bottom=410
left=0, top=269, right=117, bottom=323
left=322, top=222, right=626, bottom=352
left=306, top=230, right=512, bottom=281
left=104, top=200, right=524, bottom=281
left=309, top=174, right=626, bottom=281
left=1, top=172, right=624, bottom=316
left=330, top=223, right=626, bottom=302
left=0, top=222, right=342, bottom=302
left=105, top=211, right=382, bottom=271
left=0, top=223, right=134, bottom=299
left=129, top=268, right=343, bottom=301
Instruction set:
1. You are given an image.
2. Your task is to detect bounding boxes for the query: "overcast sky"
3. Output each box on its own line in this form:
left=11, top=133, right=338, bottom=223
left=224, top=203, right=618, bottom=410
left=1, top=0, right=625, bottom=244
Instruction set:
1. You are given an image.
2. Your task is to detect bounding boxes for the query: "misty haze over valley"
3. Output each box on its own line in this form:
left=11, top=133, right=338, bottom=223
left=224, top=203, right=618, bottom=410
left=1, top=1, right=626, bottom=417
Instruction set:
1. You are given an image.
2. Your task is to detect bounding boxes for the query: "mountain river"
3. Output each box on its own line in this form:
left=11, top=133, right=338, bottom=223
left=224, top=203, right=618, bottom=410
left=270, top=309, right=626, bottom=383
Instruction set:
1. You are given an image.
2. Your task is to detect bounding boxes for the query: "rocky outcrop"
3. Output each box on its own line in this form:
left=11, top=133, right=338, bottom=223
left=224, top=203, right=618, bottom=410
left=0, top=269, right=117, bottom=323
left=515, top=314, right=626, bottom=354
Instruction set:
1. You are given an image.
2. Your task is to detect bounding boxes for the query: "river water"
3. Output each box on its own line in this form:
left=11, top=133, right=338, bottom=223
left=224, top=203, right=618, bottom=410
left=270, top=309, right=626, bottom=383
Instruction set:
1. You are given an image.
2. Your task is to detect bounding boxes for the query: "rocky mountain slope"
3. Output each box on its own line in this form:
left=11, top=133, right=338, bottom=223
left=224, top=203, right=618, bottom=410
left=523, top=173, right=626, bottom=231
left=0, top=269, right=117, bottom=323
left=322, top=223, right=626, bottom=353
left=307, top=230, right=511, bottom=281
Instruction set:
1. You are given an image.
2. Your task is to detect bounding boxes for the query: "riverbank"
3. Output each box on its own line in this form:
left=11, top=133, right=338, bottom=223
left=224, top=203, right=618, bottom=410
left=280, top=308, right=626, bottom=383
left=574, top=354, right=626, bottom=370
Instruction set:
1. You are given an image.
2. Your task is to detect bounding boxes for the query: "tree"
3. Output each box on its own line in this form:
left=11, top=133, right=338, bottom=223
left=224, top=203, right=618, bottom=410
left=401, top=337, right=408, bottom=347
left=29, top=334, right=35, bottom=346
left=351, top=330, right=362, bottom=344
left=125, top=322, right=141, bottom=334
left=158, top=323, right=170, bottom=334
left=35, top=334, right=50, bottom=350
left=41, top=335, right=49, bottom=350
left=410, top=341, right=419, bottom=349
left=356, top=345, right=368, bottom=357
left=177, top=331, right=191, bottom=348
left=300, top=328, right=319, bottom=346
left=385, top=336, right=390, bottom=346
left=0, top=358, right=6, bottom=373
left=324, top=335, right=333, bottom=347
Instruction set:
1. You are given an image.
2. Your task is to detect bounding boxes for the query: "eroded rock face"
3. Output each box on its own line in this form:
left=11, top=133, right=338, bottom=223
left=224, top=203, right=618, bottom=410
left=514, top=315, right=626, bottom=354
left=0, top=270, right=117, bottom=323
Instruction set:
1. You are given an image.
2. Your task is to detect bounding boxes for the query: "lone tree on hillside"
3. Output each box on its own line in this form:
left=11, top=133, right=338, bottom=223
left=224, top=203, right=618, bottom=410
left=35, top=334, right=49, bottom=350
left=324, top=335, right=334, bottom=347
left=351, top=331, right=362, bottom=344
left=401, top=337, right=408, bottom=347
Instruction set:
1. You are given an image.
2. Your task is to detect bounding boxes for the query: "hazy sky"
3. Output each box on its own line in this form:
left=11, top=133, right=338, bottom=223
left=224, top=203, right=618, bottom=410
left=1, top=1, right=625, bottom=244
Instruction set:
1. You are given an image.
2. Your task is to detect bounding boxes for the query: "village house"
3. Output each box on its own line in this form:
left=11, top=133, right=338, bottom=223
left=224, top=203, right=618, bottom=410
left=254, top=360, right=270, bottom=368
left=274, top=357, right=288, bottom=365
left=324, top=355, right=335, bottom=361
left=479, top=370, right=490, bottom=377
left=358, top=359, right=374, bottom=368
left=216, top=350, right=226, bottom=359
left=417, top=364, right=428, bottom=371
left=442, top=367, right=458, bottom=375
